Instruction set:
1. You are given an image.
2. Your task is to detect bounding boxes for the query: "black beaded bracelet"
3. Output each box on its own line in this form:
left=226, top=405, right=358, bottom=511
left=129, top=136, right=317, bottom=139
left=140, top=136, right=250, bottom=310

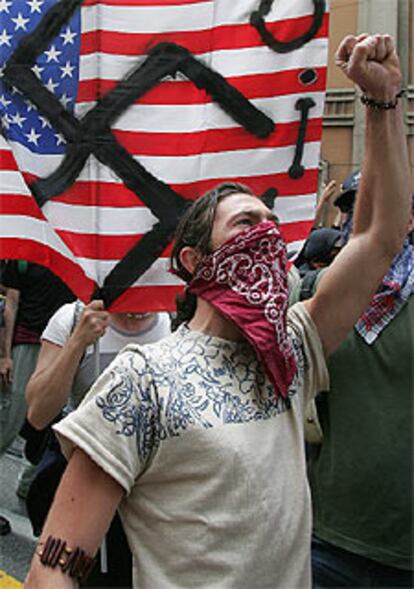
left=360, top=89, right=405, bottom=110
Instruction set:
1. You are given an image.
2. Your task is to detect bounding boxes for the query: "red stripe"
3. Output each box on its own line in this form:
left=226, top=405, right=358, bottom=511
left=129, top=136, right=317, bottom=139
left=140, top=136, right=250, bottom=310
left=24, top=169, right=318, bottom=208
left=0, top=239, right=95, bottom=302
left=0, top=149, right=19, bottom=170
left=78, top=67, right=326, bottom=104
left=109, top=285, right=183, bottom=313
left=280, top=220, right=313, bottom=243
left=114, top=118, right=322, bottom=157
left=79, top=15, right=329, bottom=57
left=0, top=194, right=45, bottom=219
left=55, top=229, right=145, bottom=259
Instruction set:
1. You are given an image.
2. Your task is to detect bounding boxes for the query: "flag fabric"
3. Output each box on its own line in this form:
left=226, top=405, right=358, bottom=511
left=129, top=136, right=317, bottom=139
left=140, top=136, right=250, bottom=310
left=0, top=0, right=329, bottom=311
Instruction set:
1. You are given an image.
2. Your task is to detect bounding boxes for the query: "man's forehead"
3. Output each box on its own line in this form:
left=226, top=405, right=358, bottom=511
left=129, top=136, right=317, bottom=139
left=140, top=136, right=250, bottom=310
left=216, top=192, right=269, bottom=216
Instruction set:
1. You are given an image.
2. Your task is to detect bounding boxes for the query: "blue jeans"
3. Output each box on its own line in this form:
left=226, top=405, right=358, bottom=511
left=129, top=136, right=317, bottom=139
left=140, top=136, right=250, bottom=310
left=312, top=536, right=414, bottom=588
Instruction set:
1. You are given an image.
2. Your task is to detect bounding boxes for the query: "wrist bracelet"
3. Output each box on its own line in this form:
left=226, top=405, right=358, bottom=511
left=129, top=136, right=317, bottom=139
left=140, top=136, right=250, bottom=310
left=360, top=89, right=405, bottom=110
left=37, top=535, right=96, bottom=583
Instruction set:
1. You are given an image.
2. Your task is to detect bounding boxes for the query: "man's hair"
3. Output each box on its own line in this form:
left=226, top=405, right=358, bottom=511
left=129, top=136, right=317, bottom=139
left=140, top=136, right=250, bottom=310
left=170, top=182, right=253, bottom=329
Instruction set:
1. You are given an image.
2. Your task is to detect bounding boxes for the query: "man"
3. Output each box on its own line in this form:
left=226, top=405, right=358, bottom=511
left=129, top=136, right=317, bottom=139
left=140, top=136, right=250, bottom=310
left=0, top=261, right=74, bottom=534
left=23, top=301, right=170, bottom=586
left=0, top=261, right=75, bottom=454
left=24, top=34, right=411, bottom=589
left=308, top=197, right=414, bottom=588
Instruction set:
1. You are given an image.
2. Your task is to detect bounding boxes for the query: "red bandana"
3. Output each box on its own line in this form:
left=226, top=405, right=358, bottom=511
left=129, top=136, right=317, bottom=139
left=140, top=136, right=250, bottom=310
left=189, top=221, right=297, bottom=398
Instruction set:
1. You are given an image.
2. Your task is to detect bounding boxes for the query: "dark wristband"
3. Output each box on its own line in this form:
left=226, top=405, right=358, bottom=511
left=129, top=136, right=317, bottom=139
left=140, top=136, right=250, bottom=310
left=360, top=89, right=405, bottom=110
left=37, top=535, right=96, bottom=583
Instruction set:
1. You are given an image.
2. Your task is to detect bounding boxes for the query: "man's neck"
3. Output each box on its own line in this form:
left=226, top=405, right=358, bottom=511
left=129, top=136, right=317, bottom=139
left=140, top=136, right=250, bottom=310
left=188, top=298, right=243, bottom=341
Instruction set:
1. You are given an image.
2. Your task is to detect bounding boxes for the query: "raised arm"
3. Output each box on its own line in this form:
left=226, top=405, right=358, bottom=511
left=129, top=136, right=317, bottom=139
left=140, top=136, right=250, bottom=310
left=305, top=34, right=411, bottom=356
left=24, top=448, right=124, bottom=589
left=26, top=301, right=109, bottom=430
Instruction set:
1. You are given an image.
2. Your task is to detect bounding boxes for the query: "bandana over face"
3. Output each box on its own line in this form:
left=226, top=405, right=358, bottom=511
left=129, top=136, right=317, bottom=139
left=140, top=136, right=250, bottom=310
left=188, top=221, right=297, bottom=398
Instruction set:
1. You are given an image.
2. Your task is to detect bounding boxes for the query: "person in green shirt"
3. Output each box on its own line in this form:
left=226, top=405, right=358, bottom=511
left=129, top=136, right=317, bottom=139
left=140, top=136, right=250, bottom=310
left=308, top=197, right=414, bottom=587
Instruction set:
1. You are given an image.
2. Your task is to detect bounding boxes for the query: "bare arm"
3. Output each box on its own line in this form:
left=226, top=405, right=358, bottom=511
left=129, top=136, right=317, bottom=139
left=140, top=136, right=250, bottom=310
left=313, top=180, right=337, bottom=228
left=24, top=447, right=124, bottom=589
left=26, top=301, right=110, bottom=430
left=305, top=34, right=411, bottom=356
left=0, top=288, right=19, bottom=384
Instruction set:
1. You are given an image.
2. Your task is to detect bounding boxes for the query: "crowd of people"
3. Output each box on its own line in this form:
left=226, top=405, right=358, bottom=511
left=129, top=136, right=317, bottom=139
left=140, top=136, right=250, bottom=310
left=0, top=32, right=412, bottom=589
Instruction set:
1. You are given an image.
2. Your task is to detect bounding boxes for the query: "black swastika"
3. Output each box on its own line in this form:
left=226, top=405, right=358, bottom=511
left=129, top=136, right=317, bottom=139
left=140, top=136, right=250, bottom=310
left=4, top=0, right=319, bottom=307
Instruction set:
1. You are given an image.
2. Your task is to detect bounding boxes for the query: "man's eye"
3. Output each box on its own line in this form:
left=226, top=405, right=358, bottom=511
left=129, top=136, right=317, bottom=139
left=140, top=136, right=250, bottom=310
left=237, top=218, right=253, bottom=226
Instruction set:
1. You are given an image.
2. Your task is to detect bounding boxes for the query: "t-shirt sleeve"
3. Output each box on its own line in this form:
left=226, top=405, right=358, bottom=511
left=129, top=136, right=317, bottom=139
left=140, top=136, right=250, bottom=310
left=41, top=303, right=75, bottom=347
left=53, top=346, right=160, bottom=494
left=287, top=302, right=329, bottom=404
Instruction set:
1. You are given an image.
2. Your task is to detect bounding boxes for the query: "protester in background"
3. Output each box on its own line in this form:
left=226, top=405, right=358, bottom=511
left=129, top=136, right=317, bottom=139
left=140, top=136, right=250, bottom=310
left=24, top=33, right=411, bottom=589
left=25, top=300, right=171, bottom=587
left=333, top=169, right=360, bottom=238
left=0, top=261, right=75, bottom=521
left=308, top=197, right=414, bottom=588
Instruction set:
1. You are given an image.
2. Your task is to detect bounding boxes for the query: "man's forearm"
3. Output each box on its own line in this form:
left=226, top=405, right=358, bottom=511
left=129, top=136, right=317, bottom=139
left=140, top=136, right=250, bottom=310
left=26, top=339, right=87, bottom=429
left=354, top=100, right=411, bottom=247
left=25, top=448, right=124, bottom=588
left=2, top=289, right=19, bottom=358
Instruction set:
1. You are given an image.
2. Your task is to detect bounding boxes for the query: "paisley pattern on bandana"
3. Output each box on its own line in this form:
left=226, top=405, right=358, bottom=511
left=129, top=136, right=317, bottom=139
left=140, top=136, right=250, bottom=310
left=189, top=221, right=297, bottom=398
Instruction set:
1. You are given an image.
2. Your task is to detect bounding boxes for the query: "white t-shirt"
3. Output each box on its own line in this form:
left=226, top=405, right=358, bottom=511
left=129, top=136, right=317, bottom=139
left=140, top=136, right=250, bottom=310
left=55, top=302, right=328, bottom=589
left=42, top=302, right=171, bottom=408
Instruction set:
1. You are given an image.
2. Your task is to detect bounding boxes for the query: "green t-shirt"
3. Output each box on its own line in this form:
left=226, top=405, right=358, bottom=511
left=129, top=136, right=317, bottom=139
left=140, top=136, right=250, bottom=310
left=309, top=295, right=414, bottom=570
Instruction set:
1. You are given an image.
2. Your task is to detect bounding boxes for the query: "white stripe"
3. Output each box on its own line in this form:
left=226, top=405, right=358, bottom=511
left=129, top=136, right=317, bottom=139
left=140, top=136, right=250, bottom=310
left=121, top=93, right=325, bottom=131
left=0, top=171, right=31, bottom=195
left=44, top=202, right=158, bottom=234
left=78, top=41, right=328, bottom=84
left=78, top=255, right=187, bottom=287
left=0, top=216, right=80, bottom=262
left=42, top=194, right=315, bottom=236
left=274, top=194, right=316, bottom=224
left=81, top=0, right=324, bottom=35
left=11, top=142, right=321, bottom=186
left=75, top=93, right=325, bottom=132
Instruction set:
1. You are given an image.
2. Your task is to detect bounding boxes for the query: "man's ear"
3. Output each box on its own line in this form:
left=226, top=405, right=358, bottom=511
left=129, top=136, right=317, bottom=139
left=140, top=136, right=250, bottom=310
left=179, top=246, right=202, bottom=277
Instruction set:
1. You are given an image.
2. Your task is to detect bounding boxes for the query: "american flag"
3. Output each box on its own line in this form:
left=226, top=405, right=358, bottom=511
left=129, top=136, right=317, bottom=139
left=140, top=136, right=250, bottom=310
left=0, top=0, right=329, bottom=311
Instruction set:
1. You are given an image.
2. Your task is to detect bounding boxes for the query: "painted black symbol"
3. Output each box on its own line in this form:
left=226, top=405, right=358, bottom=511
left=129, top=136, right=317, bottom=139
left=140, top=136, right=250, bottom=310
left=4, top=0, right=275, bottom=307
left=288, top=98, right=316, bottom=179
left=250, top=0, right=326, bottom=53
left=299, top=68, right=318, bottom=86
left=260, top=188, right=278, bottom=210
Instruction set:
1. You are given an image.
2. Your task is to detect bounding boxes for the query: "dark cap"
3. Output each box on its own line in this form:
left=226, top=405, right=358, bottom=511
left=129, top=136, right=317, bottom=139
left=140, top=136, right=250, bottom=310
left=334, top=170, right=361, bottom=213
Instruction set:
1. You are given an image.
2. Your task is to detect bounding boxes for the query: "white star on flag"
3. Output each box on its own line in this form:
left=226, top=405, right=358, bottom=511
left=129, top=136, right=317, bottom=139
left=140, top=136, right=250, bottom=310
left=60, top=26, right=76, bottom=45
left=26, top=0, right=44, bottom=14
left=0, top=0, right=12, bottom=14
left=11, top=112, right=26, bottom=127
left=31, top=64, right=44, bottom=78
left=39, top=115, right=51, bottom=129
left=26, top=127, right=41, bottom=146
left=59, top=92, right=71, bottom=108
left=44, top=45, right=61, bottom=63
left=55, top=132, right=66, bottom=146
left=60, top=61, right=75, bottom=79
left=11, top=13, right=30, bottom=31
left=0, top=93, right=11, bottom=108
left=45, top=77, right=58, bottom=93
left=0, top=29, right=12, bottom=47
